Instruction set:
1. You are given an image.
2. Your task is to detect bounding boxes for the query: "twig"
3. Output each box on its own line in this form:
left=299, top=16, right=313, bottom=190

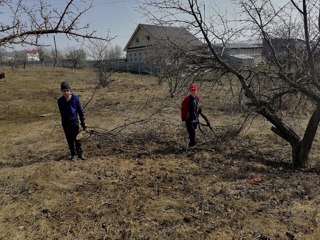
left=50, top=124, right=58, bottom=136
left=199, top=112, right=214, bottom=131
left=109, top=112, right=158, bottom=134
left=82, top=85, right=100, bottom=111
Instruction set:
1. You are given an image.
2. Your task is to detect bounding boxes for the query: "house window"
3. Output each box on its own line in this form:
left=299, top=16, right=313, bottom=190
left=146, top=36, right=150, bottom=41
left=136, top=38, right=139, bottom=43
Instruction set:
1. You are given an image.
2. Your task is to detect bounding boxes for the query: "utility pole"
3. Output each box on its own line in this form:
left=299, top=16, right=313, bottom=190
left=53, top=35, right=58, bottom=69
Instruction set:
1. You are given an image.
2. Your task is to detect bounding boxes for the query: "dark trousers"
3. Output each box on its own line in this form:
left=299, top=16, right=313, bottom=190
left=62, top=122, right=83, bottom=157
left=186, top=121, right=197, bottom=147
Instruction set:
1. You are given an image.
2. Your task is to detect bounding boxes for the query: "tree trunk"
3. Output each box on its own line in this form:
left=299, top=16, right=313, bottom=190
left=257, top=104, right=320, bottom=168
left=292, top=105, right=320, bottom=168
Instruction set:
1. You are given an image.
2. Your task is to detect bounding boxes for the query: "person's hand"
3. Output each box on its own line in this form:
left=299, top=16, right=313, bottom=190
left=81, top=121, right=87, bottom=131
left=181, top=121, right=186, bottom=127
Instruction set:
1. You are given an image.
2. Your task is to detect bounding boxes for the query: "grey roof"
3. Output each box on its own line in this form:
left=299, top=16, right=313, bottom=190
left=212, top=40, right=263, bottom=49
left=124, top=23, right=203, bottom=51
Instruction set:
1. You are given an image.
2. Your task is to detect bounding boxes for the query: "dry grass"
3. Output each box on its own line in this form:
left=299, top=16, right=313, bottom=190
left=0, top=66, right=320, bottom=239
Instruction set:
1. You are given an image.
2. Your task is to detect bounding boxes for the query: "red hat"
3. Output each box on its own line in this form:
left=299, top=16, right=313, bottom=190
left=189, top=84, right=198, bottom=91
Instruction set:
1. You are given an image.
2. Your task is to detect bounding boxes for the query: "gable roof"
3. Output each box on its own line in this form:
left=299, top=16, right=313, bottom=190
left=124, top=23, right=203, bottom=51
left=26, top=49, right=39, bottom=55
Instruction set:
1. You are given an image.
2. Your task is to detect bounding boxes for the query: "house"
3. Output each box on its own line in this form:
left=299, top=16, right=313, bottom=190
left=124, top=24, right=204, bottom=64
left=209, top=40, right=264, bottom=68
left=26, top=49, right=40, bottom=61
left=262, top=38, right=305, bottom=63
left=225, top=40, right=264, bottom=63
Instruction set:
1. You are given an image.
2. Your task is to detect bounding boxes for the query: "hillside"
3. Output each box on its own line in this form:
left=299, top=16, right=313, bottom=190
left=0, top=66, right=320, bottom=239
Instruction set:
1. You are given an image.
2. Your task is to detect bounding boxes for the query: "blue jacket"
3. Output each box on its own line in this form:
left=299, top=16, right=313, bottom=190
left=58, top=94, right=85, bottom=125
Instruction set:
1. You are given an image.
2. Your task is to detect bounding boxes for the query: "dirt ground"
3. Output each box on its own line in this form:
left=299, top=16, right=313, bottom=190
left=0, top=66, right=320, bottom=240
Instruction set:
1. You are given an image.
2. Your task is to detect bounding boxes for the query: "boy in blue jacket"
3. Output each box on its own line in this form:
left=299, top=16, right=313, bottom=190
left=58, top=82, right=87, bottom=160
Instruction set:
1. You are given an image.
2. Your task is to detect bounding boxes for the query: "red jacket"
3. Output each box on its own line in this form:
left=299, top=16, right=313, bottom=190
left=181, top=95, right=200, bottom=121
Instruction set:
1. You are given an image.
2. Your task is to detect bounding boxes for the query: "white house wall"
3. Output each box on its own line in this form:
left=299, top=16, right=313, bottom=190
left=229, top=48, right=262, bottom=57
left=128, top=28, right=155, bottom=49
left=27, top=55, right=40, bottom=61
left=127, top=49, right=148, bottom=63
left=126, top=27, right=155, bottom=63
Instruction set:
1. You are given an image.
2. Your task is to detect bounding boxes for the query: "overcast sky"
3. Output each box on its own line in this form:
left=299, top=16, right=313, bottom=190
left=40, top=0, right=236, bottom=52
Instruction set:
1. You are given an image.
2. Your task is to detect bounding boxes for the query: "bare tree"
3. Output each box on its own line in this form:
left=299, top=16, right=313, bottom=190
left=107, top=45, right=123, bottom=61
left=87, top=42, right=124, bottom=87
left=65, top=47, right=86, bottom=70
left=87, top=40, right=109, bottom=63
left=140, top=0, right=320, bottom=168
left=87, top=40, right=112, bottom=87
left=0, top=0, right=111, bottom=47
left=14, top=50, right=28, bottom=69
left=149, top=43, right=194, bottom=97
left=37, top=47, right=47, bottom=67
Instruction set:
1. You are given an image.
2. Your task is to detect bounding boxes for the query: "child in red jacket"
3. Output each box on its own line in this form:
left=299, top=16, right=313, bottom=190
left=181, top=84, right=200, bottom=147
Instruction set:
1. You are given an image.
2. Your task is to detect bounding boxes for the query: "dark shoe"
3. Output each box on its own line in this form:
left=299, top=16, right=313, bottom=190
left=70, top=155, right=77, bottom=161
left=188, top=142, right=196, bottom=148
left=78, top=155, right=87, bottom=160
left=187, top=142, right=197, bottom=151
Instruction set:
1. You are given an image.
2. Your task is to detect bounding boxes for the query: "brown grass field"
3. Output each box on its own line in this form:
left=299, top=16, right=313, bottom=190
left=0, top=66, right=320, bottom=240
